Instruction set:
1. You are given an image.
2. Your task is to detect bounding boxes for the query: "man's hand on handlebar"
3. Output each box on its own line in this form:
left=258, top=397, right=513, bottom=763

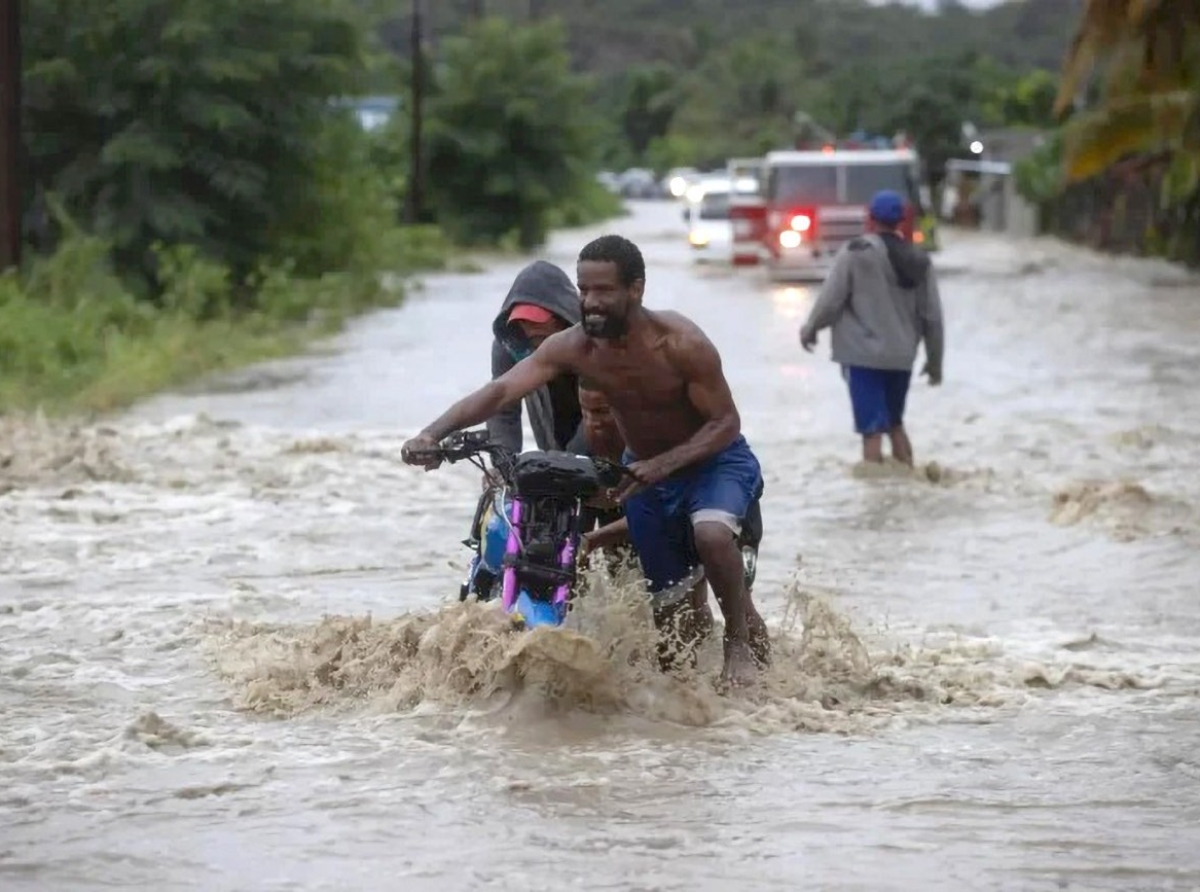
left=586, top=458, right=636, bottom=508
left=401, top=432, right=442, bottom=470
left=613, top=456, right=672, bottom=503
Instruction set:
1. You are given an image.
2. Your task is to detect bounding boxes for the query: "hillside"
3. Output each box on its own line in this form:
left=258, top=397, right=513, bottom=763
left=383, top=0, right=1082, bottom=77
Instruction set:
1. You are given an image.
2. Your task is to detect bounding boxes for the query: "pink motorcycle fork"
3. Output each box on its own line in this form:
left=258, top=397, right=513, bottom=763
left=500, top=498, right=522, bottom=610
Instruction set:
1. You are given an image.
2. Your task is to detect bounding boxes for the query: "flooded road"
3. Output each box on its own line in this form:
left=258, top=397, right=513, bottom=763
left=3, top=200, right=1200, bottom=891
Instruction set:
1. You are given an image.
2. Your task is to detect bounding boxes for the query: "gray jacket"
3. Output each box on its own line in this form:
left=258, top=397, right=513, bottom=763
left=488, top=260, right=588, bottom=454
left=801, top=232, right=945, bottom=376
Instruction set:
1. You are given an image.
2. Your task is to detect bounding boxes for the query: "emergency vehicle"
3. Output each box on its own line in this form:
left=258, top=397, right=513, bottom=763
left=728, top=142, right=935, bottom=282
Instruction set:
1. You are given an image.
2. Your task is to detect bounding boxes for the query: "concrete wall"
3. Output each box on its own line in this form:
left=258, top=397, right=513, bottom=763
left=978, top=175, right=1007, bottom=233
left=960, top=173, right=1041, bottom=238
left=1004, top=177, right=1040, bottom=239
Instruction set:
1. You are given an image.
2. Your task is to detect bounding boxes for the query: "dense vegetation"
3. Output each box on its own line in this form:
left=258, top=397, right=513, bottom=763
left=3, top=2, right=619, bottom=413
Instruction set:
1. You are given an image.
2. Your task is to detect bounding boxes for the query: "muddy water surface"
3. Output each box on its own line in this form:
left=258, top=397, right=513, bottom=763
left=3, top=202, right=1200, bottom=891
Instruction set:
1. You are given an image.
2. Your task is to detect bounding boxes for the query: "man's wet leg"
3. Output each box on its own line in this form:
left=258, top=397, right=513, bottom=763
left=746, top=599, right=770, bottom=667
left=888, top=424, right=913, bottom=466
left=692, top=521, right=758, bottom=685
left=654, top=582, right=711, bottom=672
left=653, top=602, right=687, bottom=671
left=739, top=503, right=769, bottom=665
left=861, top=433, right=885, bottom=463
left=623, top=482, right=698, bottom=670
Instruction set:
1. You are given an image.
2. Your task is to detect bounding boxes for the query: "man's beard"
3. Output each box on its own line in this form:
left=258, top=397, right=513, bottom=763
left=582, top=310, right=628, bottom=339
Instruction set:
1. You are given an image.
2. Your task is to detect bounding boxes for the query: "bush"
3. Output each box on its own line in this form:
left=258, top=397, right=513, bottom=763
left=0, top=225, right=450, bottom=415
left=379, top=224, right=455, bottom=272
left=270, top=114, right=405, bottom=279
left=1014, top=132, right=1065, bottom=205
left=545, top=179, right=628, bottom=230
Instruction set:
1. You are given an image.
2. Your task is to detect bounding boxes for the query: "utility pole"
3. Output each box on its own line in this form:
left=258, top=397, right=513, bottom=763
left=0, top=0, right=21, bottom=270
left=404, top=0, right=424, bottom=225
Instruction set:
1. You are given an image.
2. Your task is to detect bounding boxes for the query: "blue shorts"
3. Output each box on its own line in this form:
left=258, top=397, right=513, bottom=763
left=623, top=435, right=763, bottom=594
left=843, top=365, right=912, bottom=436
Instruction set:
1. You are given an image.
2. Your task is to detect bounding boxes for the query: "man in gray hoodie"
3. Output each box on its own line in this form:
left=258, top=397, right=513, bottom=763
left=488, top=260, right=588, bottom=455
left=799, top=190, right=945, bottom=466
left=458, top=263, right=607, bottom=605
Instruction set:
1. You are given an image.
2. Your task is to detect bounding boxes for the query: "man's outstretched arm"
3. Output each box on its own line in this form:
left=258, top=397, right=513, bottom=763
left=420, top=333, right=573, bottom=441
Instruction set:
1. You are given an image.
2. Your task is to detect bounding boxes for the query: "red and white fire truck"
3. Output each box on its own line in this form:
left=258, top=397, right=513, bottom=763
left=728, top=142, right=927, bottom=282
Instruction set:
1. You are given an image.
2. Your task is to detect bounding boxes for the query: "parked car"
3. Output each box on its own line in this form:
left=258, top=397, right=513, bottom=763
left=617, top=168, right=663, bottom=199
left=663, top=167, right=700, bottom=199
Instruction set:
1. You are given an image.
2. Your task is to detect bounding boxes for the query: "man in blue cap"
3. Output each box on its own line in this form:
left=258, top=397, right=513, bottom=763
left=799, top=189, right=945, bottom=466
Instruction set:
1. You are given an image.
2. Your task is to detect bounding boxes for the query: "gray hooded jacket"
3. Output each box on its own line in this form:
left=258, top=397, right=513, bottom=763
left=488, top=260, right=587, bottom=454
left=801, top=232, right=945, bottom=376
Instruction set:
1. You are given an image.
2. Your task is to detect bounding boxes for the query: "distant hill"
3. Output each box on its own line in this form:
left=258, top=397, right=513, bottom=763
left=383, top=0, right=1082, bottom=77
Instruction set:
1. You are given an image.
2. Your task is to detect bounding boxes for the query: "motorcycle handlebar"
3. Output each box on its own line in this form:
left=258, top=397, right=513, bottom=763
left=435, top=428, right=498, bottom=462
left=399, top=428, right=498, bottom=466
left=591, top=456, right=636, bottom=487
left=405, top=428, right=636, bottom=486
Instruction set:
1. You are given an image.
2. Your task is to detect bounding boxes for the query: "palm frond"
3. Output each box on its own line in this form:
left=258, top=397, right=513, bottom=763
left=1061, top=88, right=1199, bottom=181
left=1056, top=0, right=1133, bottom=115
left=1055, top=0, right=1200, bottom=116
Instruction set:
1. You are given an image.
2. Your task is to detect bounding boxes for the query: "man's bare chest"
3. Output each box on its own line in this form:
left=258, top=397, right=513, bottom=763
left=575, top=349, right=686, bottom=411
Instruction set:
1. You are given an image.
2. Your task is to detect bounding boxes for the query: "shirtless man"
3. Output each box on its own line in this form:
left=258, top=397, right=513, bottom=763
left=402, top=234, right=770, bottom=685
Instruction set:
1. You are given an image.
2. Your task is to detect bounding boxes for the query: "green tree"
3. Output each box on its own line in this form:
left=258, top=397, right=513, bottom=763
left=271, top=112, right=400, bottom=277
left=669, top=34, right=810, bottom=162
left=620, top=64, right=681, bottom=163
left=22, top=0, right=372, bottom=290
left=1013, top=131, right=1063, bottom=203
left=898, top=88, right=967, bottom=194
left=423, top=17, right=596, bottom=249
left=1010, top=69, right=1060, bottom=127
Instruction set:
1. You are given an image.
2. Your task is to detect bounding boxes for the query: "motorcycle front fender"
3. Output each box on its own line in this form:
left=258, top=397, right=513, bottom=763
left=508, top=589, right=567, bottom=629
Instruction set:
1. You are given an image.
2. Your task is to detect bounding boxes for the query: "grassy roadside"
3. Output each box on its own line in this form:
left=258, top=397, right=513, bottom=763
left=0, top=225, right=459, bottom=417
left=0, top=187, right=627, bottom=419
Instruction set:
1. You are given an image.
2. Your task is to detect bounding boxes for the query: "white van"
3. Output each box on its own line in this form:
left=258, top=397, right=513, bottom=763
left=683, top=175, right=758, bottom=262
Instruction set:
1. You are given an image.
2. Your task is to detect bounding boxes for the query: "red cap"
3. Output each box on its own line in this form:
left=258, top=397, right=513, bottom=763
left=508, top=303, right=554, bottom=325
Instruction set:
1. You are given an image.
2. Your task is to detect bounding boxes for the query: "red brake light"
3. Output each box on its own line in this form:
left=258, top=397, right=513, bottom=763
left=776, top=207, right=817, bottom=250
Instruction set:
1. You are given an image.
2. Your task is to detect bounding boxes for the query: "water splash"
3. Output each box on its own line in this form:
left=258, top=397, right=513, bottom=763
left=205, top=565, right=1156, bottom=737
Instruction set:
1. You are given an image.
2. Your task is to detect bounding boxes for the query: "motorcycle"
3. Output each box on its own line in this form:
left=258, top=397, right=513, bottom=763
left=416, top=429, right=764, bottom=630
left=416, top=429, right=628, bottom=629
